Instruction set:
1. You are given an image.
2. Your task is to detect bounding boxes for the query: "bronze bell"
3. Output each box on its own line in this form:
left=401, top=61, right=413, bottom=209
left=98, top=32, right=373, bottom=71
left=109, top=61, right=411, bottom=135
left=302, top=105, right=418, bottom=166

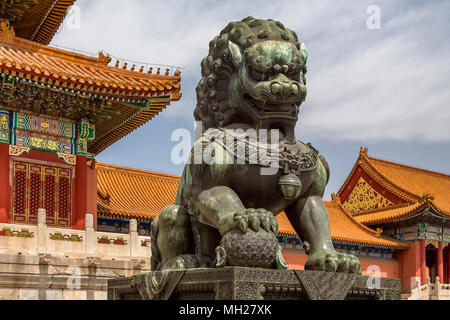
left=278, top=173, right=302, bottom=200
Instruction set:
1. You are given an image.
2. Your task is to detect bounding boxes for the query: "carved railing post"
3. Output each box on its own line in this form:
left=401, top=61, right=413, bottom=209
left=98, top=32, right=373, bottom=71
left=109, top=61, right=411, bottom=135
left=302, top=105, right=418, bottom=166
left=129, top=219, right=138, bottom=257
left=435, top=276, right=441, bottom=298
left=415, top=279, right=422, bottom=299
left=85, top=213, right=94, bottom=255
left=37, top=208, right=47, bottom=253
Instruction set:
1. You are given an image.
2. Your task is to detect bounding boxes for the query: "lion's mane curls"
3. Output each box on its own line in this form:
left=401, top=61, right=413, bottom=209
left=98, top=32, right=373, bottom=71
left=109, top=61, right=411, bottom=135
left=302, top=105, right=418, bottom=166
left=194, top=16, right=306, bottom=131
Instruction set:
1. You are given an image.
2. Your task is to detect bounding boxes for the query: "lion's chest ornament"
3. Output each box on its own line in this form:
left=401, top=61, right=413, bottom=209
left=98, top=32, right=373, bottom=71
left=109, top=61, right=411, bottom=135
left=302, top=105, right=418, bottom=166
left=197, top=128, right=318, bottom=199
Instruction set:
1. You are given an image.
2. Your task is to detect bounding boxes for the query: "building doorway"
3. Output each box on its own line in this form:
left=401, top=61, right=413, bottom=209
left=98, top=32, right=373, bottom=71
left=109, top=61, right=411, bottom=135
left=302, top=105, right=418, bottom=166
left=11, top=161, right=72, bottom=227
left=426, top=245, right=436, bottom=283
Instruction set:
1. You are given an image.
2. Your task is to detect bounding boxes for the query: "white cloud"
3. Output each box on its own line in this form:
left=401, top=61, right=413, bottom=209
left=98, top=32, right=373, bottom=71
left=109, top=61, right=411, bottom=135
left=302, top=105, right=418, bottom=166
left=297, top=2, right=450, bottom=142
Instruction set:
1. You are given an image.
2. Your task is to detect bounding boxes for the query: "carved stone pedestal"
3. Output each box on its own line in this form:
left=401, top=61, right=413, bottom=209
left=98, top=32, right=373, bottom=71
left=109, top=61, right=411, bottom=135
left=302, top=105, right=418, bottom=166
left=107, top=267, right=401, bottom=300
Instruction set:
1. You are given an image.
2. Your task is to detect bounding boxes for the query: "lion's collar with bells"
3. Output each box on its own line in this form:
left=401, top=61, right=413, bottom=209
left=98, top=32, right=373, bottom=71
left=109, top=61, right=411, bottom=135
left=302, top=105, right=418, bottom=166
left=196, top=128, right=319, bottom=199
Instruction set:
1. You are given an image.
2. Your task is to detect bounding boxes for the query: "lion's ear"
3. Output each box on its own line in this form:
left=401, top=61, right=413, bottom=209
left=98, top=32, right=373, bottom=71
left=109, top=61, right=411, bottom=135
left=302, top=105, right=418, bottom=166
left=228, top=41, right=243, bottom=67
left=300, top=42, right=308, bottom=63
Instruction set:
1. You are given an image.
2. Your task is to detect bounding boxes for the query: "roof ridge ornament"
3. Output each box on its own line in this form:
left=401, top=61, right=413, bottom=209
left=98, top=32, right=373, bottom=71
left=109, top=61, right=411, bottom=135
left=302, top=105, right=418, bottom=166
left=419, top=193, right=434, bottom=206
left=98, top=51, right=112, bottom=66
left=359, top=146, right=368, bottom=157
left=0, top=18, right=15, bottom=42
left=331, top=193, right=341, bottom=202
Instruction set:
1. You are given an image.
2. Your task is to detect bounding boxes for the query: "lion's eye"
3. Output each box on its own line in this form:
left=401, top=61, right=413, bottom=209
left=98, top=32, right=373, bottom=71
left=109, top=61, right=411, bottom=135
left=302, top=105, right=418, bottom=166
left=250, top=68, right=267, bottom=81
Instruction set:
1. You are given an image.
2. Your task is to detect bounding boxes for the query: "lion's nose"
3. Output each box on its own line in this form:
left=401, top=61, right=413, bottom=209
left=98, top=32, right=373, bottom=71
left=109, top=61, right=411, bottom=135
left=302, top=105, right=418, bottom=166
left=270, top=83, right=281, bottom=94
left=271, top=82, right=297, bottom=96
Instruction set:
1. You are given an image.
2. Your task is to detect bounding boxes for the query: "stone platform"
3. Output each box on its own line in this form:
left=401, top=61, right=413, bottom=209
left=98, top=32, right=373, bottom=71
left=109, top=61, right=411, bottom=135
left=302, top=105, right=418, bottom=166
left=107, top=267, right=400, bottom=300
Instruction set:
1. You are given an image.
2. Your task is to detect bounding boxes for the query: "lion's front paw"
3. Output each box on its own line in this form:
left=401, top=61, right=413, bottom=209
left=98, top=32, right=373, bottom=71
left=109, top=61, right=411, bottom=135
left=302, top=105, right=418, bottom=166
left=305, top=250, right=361, bottom=274
left=233, top=208, right=278, bottom=235
left=336, top=252, right=361, bottom=274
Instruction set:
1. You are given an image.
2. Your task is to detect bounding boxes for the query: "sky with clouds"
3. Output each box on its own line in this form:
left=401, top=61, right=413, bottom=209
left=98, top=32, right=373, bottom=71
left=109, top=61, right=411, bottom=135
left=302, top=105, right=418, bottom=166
left=52, top=0, right=450, bottom=199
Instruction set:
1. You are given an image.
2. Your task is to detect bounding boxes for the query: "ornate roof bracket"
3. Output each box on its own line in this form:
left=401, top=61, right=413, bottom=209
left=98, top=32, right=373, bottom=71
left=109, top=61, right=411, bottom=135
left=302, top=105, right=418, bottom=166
left=1, top=0, right=76, bottom=45
left=0, top=34, right=182, bottom=154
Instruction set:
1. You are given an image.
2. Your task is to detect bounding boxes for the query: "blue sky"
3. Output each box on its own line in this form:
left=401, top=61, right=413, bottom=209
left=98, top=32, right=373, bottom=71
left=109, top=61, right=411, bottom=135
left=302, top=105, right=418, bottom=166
left=52, top=0, right=450, bottom=199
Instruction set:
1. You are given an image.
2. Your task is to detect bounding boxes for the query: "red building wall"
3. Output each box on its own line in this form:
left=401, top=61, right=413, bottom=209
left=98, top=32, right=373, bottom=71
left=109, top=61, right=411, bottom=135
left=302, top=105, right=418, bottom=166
left=0, top=143, right=10, bottom=223
left=394, top=241, right=420, bottom=292
left=87, top=160, right=98, bottom=230
left=73, top=155, right=87, bottom=230
left=283, top=248, right=401, bottom=279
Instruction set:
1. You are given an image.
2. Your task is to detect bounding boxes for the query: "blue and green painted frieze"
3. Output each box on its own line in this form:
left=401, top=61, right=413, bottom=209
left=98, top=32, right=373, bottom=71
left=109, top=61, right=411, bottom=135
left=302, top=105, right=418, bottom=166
left=1, top=110, right=95, bottom=162
left=0, top=109, right=10, bottom=143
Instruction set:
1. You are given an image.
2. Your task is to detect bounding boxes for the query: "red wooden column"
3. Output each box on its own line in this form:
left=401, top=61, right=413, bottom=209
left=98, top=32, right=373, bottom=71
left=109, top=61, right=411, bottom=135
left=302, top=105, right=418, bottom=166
left=0, top=142, right=10, bottom=223
left=445, top=246, right=449, bottom=284
left=448, top=246, right=450, bottom=284
left=437, top=241, right=444, bottom=282
left=420, top=239, right=426, bottom=285
left=73, top=154, right=87, bottom=230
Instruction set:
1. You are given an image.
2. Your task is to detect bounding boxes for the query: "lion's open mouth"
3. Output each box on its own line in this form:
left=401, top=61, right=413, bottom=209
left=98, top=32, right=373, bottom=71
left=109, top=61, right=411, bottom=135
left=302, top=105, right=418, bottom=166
left=243, top=94, right=299, bottom=120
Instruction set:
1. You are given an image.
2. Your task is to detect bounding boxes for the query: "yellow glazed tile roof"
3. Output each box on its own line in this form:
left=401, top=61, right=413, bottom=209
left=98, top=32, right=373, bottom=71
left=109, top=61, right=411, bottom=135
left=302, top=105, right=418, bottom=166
left=96, top=162, right=180, bottom=220
left=353, top=202, right=424, bottom=225
left=337, top=148, right=450, bottom=222
left=96, top=163, right=405, bottom=248
left=0, top=36, right=181, bottom=99
left=367, top=156, right=450, bottom=215
left=0, top=34, right=182, bottom=154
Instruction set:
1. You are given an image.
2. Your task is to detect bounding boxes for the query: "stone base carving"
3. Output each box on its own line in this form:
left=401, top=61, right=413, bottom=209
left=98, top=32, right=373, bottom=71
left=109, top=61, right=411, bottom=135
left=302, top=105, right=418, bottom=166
left=107, top=267, right=400, bottom=300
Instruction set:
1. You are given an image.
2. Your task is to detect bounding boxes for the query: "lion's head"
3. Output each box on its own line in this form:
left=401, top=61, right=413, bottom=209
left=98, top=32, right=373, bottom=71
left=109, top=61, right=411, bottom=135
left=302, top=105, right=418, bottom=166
left=194, top=17, right=308, bottom=132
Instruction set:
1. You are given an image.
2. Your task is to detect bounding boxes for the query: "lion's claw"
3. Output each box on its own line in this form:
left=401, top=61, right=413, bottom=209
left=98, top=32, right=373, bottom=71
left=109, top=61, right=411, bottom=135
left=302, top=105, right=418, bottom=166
left=305, top=249, right=361, bottom=274
left=248, top=210, right=260, bottom=231
left=261, top=219, right=270, bottom=232
left=238, top=219, right=248, bottom=233
left=257, top=209, right=271, bottom=232
left=232, top=208, right=278, bottom=235
left=232, top=210, right=247, bottom=232
left=324, top=253, right=339, bottom=272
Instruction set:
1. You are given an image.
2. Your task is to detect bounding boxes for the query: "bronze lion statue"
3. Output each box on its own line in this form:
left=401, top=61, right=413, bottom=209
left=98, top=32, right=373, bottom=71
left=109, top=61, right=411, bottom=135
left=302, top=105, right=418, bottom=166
left=151, top=17, right=361, bottom=274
